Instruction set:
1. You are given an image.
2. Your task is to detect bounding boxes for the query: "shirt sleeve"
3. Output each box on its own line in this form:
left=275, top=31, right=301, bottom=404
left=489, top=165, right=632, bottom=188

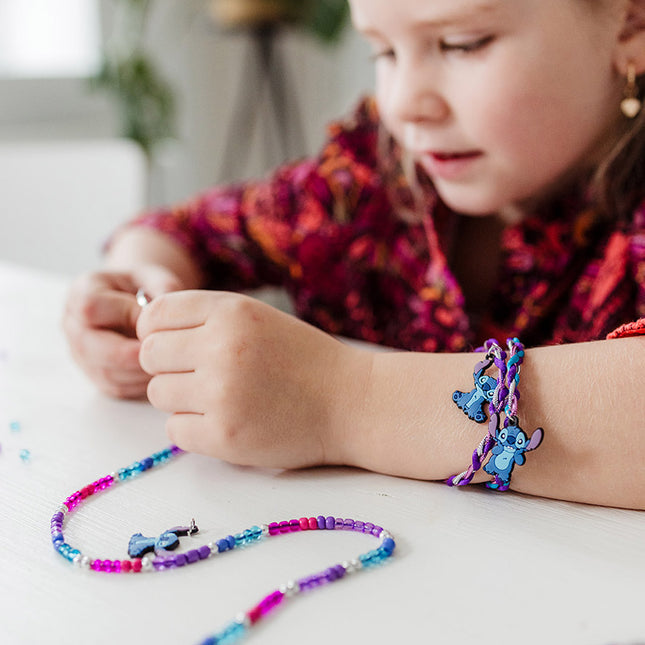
left=119, top=97, right=385, bottom=293
left=607, top=318, right=645, bottom=339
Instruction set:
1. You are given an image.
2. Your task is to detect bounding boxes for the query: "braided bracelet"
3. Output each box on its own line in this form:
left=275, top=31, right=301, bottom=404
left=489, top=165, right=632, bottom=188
left=447, top=337, right=543, bottom=491
left=50, top=445, right=396, bottom=645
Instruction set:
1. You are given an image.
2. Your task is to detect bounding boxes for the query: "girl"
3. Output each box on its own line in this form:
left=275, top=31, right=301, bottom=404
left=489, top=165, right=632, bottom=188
left=64, top=0, right=645, bottom=509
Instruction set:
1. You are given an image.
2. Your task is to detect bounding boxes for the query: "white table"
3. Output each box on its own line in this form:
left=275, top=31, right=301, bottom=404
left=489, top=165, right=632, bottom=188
left=1, top=261, right=643, bottom=645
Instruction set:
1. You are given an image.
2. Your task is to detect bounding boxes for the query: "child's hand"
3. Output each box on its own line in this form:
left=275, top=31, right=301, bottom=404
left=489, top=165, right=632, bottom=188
left=137, top=290, right=368, bottom=469
left=63, top=265, right=185, bottom=399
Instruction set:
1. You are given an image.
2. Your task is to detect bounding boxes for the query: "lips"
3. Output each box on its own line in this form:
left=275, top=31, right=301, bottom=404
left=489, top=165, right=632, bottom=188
left=417, top=150, right=483, bottom=180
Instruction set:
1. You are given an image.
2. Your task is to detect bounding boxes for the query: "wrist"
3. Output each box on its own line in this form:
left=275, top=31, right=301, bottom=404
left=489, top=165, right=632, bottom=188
left=320, top=343, right=376, bottom=468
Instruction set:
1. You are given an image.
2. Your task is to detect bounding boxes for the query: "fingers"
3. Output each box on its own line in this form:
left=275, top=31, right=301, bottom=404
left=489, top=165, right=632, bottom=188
left=66, top=272, right=141, bottom=334
left=139, top=326, right=204, bottom=375
left=137, top=290, right=211, bottom=338
left=165, top=413, right=208, bottom=454
left=147, top=372, right=207, bottom=414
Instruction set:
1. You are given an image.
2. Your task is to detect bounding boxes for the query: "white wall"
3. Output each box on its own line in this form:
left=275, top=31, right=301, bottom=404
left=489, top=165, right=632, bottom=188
left=0, top=1, right=375, bottom=207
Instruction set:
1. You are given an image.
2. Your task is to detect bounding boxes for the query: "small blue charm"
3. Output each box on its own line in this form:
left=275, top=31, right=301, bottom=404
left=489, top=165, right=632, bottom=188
left=128, top=519, right=198, bottom=558
left=452, top=357, right=497, bottom=423
left=483, top=412, right=543, bottom=490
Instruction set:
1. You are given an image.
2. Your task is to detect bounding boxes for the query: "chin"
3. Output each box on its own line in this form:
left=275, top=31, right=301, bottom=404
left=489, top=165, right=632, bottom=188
left=435, top=188, right=503, bottom=217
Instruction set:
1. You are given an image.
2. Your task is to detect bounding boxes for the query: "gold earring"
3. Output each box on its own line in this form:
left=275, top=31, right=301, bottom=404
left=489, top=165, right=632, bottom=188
left=621, top=63, right=642, bottom=119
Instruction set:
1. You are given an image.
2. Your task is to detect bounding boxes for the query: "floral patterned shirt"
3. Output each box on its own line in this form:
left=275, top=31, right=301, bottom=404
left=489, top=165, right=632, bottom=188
left=127, top=98, right=645, bottom=350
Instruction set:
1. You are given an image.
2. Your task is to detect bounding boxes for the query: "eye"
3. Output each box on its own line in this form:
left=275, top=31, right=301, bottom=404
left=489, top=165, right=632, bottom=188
left=439, top=35, right=494, bottom=55
left=515, top=434, right=526, bottom=447
left=499, top=429, right=507, bottom=442
left=370, top=48, right=396, bottom=62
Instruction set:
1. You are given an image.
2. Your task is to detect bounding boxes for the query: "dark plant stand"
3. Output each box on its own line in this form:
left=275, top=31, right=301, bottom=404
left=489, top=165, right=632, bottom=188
left=218, top=23, right=307, bottom=182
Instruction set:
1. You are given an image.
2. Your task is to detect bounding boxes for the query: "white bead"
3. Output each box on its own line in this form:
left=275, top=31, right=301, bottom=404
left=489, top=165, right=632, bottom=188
left=109, top=472, right=119, bottom=484
left=279, top=580, right=300, bottom=597
left=235, top=613, right=250, bottom=627
left=57, top=504, right=68, bottom=516
left=379, top=530, right=393, bottom=542
left=260, top=524, right=270, bottom=538
left=207, top=542, right=218, bottom=555
left=79, top=556, right=91, bottom=570
left=72, top=554, right=83, bottom=567
left=141, top=555, right=153, bottom=571
left=351, top=558, right=362, bottom=571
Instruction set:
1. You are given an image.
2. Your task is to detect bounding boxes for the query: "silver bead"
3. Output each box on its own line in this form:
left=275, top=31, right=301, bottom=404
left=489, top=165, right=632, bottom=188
left=72, top=553, right=83, bottom=567
left=79, top=555, right=91, bottom=570
left=234, top=613, right=250, bottom=627
left=350, top=558, right=362, bottom=572
left=207, top=542, right=218, bottom=555
left=379, top=530, right=393, bottom=542
left=109, top=472, right=119, bottom=484
left=141, top=555, right=153, bottom=571
left=279, top=580, right=299, bottom=597
left=260, top=524, right=270, bottom=538
left=57, top=504, right=68, bottom=517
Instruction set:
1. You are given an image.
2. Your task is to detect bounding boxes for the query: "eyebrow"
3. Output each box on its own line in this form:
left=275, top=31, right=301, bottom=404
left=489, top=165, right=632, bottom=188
left=355, top=1, right=503, bottom=35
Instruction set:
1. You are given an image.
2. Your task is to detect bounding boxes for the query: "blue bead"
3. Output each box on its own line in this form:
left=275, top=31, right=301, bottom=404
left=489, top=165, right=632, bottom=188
left=216, top=539, right=229, bottom=553
left=141, top=457, right=154, bottom=471
left=225, top=535, right=236, bottom=550
left=381, top=538, right=395, bottom=555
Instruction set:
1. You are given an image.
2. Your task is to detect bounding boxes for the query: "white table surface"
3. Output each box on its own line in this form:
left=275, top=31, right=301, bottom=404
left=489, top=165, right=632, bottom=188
left=1, top=261, right=644, bottom=645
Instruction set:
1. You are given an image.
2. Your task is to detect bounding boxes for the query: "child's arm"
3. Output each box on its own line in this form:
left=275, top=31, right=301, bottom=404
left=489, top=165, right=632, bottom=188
left=136, top=289, right=645, bottom=510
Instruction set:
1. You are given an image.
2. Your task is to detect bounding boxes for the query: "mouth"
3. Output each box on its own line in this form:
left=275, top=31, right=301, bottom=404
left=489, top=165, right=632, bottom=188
left=417, top=150, right=483, bottom=180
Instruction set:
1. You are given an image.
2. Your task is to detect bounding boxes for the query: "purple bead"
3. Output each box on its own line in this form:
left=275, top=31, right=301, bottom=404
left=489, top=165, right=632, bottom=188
left=335, top=517, right=344, bottom=529
left=317, top=515, right=326, bottom=529
left=343, top=518, right=354, bottom=530
left=289, top=519, right=300, bottom=532
left=354, top=521, right=364, bottom=532
left=325, top=516, right=335, bottom=530
left=371, top=525, right=383, bottom=537
left=198, top=545, right=211, bottom=559
left=174, top=554, right=186, bottom=567
left=363, top=522, right=374, bottom=533
left=53, top=512, right=64, bottom=523
left=268, top=522, right=280, bottom=536
left=185, top=549, right=200, bottom=564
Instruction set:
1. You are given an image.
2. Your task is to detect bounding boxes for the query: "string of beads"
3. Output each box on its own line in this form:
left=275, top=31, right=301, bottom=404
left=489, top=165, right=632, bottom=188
left=50, top=445, right=396, bottom=644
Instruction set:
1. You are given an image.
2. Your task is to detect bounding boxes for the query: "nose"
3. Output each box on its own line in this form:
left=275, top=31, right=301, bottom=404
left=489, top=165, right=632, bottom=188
left=386, top=58, right=450, bottom=126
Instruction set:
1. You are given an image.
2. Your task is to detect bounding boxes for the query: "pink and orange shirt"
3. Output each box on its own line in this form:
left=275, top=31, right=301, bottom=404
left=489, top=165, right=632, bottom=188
left=126, top=98, right=645, bottom=350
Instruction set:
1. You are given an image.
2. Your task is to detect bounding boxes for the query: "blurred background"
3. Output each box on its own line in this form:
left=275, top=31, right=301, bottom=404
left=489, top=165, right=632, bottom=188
left=0, top=0, right=374, bottom=274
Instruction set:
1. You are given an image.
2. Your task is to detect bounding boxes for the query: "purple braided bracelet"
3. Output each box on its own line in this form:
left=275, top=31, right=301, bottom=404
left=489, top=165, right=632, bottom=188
left=446, top=338, right=524, bottom=488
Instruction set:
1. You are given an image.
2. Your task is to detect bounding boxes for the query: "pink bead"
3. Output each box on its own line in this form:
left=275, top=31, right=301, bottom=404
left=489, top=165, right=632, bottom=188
left=308, top=517, right=318, bottom=530
left=132, top=559, right=142, bottom=573
left=121, top=560, right=132, bottom=573
left=90, top=560, right=101, bottom=571
left=299, top=518, right=309, bottom=530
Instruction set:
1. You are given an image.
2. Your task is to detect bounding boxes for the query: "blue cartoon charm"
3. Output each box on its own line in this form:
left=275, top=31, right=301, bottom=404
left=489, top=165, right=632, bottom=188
left=452, top=357, right=497, bottom=423
left=483, top=412, right=543, bottom=490
left=128, top=519, right=198, bottom=558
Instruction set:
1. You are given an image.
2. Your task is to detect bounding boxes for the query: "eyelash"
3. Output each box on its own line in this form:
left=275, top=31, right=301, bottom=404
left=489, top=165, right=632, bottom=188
left=439, top=35, right=495, bottom=55
left=370, top=35, right=494, bottom=61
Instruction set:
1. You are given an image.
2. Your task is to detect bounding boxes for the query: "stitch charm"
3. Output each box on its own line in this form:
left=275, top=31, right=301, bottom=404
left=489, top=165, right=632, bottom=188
left=128, top=519, right=199, bottom=558
left=483, top=412, right=543, bottom=490
left=452, top=356, right=497, bottom=423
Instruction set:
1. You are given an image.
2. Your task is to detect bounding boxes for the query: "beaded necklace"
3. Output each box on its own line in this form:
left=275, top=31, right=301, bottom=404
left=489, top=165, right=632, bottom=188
left=50, top=445, right=396, bottom=645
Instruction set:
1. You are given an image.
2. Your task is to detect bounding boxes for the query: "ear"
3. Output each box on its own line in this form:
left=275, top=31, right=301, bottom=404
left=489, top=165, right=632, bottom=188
left=615, top=0, right=645, bottom=76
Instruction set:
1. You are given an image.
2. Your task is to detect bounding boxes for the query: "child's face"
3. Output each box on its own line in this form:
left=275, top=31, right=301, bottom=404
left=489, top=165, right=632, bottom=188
left=350, top=0, right=626, bottom=215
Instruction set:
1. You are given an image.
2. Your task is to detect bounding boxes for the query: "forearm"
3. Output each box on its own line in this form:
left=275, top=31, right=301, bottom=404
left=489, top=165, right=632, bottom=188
left=104, top=227, right=204, bottom=289
left=340, top=338, right=645, bottom=509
